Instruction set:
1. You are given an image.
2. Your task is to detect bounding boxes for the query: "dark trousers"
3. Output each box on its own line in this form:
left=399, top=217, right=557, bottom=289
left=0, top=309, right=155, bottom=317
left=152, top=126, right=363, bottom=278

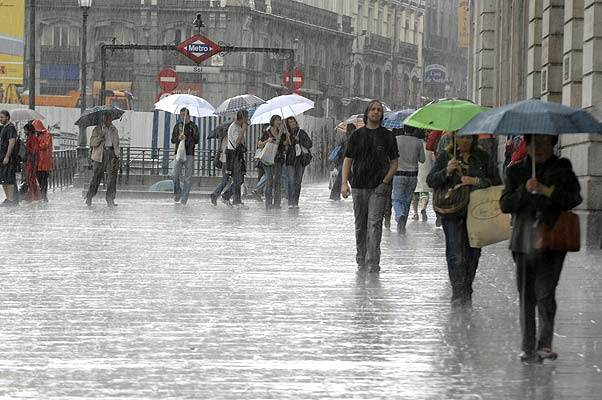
left=86, top=148, right=119, bottom=203
left=513, top=251, right=565, bottom=353
left=352, top=183, right=390, bottom=269
left=441, top=217, right=482, bottom=300
left=330, top=169, right=342, bottom=200
left=37, top=171, right=50, bottom=200
left=222, top=156, right=243, bottom=204
left=287, top=163, right=305, bottom=206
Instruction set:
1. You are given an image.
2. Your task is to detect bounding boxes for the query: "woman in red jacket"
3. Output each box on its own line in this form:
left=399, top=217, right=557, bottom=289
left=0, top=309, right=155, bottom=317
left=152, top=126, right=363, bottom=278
left=23, top=123, right=41, bottom=201
left=33, top=119, right=53, bottom=202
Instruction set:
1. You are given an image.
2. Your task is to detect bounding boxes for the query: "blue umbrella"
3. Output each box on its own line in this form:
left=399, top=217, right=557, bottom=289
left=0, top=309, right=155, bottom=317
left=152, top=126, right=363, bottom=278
left=382, top=108, right=415, bottom=129
left=457, top=99, right=602, bottom=136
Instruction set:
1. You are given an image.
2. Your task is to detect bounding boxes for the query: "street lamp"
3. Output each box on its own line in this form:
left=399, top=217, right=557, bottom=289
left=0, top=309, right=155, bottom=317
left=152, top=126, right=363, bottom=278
left=192, top=13, right=204, bottom=36
left=78, top=0, right=91, bottom=150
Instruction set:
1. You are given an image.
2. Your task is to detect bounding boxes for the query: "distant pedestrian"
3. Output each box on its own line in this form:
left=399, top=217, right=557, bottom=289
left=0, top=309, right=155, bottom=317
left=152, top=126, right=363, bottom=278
left=341, top=100, right=399, bottom=273
left=411, top=139, right=434, bottom=222
left=329, top=123, right=355, bottom=201
left=221, top=109, right=249, bottom=208
left=427, top=133, right=500, bottom=306
left=171, top=108, right=199, bottom=205
left=391, top=127, right=425, bottom=234
left=210, top=134, right=231, bottom=206
left=284, top=116, right=312, bottom=209
left=85, top=112, right=120, bottom=207
left=500, top=134, right=582, bottom=363
left=33, top=119, right=53, bottom=202
left=22, top=123, right=41, bottom=202
left=0, top=110, right=18, bottom=206
left=258, top=115, right=287, bottom=209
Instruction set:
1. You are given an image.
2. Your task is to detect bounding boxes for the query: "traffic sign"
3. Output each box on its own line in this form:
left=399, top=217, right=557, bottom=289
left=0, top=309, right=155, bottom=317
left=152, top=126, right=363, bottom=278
left=175, top=65, right=221, bottom=74
left=283, top=68, right=305, bottom=90
left=158, top=68, right=178, bottom=91
left=176, top=35, right=223, bottom=64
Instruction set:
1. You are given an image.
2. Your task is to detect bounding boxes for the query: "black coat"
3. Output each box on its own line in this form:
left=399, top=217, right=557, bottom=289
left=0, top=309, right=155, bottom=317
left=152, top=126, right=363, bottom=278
left=171, top=121, right=199, bottom=156
left=500, top=155, right=582, bottom=253
left=285, top=128, right=312, bottom=166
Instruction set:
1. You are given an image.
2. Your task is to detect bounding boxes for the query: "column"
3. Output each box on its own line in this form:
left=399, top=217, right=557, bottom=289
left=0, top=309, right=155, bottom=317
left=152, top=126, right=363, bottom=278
left=476, top=0, right=495, bottom=106
left=527, top=0, right=543, bottom=98
left=563, top=0, right=584, bottom=107
left=540, top=0, right=564, bottom=102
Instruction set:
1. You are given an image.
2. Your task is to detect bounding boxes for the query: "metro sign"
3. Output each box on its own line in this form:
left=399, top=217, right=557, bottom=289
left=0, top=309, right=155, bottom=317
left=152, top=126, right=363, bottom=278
left=176, top=35, right=223, bottom=64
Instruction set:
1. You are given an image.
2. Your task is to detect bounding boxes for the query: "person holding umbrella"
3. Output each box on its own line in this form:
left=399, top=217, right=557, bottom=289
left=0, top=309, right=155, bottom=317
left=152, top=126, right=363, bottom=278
left=426, top=133, right=500, bottom=306
left=171, top=108, right=199, bottom=205
left=85, top=112, right=121, bottom=207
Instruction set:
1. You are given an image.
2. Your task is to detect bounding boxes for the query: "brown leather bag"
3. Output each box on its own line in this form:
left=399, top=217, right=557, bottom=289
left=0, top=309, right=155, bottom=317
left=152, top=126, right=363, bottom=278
left=535, top=211, right=581, bottom=252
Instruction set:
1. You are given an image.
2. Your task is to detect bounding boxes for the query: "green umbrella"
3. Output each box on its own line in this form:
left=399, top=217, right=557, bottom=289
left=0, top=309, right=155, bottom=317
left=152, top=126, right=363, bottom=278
left=403, top=99, right=489, bottom=132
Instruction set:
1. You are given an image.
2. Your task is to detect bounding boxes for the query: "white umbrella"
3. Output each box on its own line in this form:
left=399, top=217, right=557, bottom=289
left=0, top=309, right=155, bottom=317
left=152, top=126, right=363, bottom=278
left=250, top=94, right=314, bottom=125
left=154, top=94, right=215, bottom=117
left=9, top=108, right=45, bottom=122
left=214, top=94, right=266, bottom=115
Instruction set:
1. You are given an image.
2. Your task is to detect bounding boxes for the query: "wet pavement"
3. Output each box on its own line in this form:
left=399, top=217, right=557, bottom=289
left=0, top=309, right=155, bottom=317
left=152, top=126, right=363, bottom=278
left=1, top=184, right=601, bottom=399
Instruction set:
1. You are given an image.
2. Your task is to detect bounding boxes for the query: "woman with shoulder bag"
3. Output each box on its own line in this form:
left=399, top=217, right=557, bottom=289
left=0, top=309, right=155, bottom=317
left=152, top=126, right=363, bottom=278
left=258, top=115, right=287, bottom=209
left=284, top=116, right=312, bottom=208
left=426, top=132, right=501, bottom=306
left=500, top=134, right=582, bottom=363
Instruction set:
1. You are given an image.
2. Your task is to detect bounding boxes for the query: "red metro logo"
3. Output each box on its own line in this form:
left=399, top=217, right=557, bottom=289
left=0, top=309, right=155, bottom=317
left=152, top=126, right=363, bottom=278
left=176, top=35, right=223, bottom=64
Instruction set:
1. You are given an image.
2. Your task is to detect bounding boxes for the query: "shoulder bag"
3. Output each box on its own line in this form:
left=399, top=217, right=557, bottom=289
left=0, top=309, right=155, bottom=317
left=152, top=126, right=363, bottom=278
left=534, top=211, right=581, bottom=252
left=432, top=168, right=470, bottom=217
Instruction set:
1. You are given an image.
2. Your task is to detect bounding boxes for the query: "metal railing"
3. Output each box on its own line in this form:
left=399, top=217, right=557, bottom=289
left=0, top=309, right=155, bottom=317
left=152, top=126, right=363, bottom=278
left=49, top=149, right=78, bottom=191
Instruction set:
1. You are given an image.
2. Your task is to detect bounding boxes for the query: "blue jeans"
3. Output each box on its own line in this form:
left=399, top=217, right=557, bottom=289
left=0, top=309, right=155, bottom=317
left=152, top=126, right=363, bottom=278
left=441, top=217, right=482, bottom=301
left=264, top=162, right=283, bottom=208
left=173, top=155, right=194, bottom=203
left=211, top=163, right=231, bottom=198
left=223, top=156, right=243, bottom=204
left=287, top=163, right=305, bottom=206
left=392, top=175, right=418, bottom=223
left=255, top=174, right=267, bottom=193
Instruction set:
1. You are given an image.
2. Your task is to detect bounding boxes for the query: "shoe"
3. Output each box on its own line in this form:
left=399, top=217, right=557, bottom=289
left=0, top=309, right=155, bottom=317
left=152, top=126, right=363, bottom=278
left=180, top=199, right=188, bottom=205
left=368, top=265, right=381, bottom=273
left=107, top=200, right=117, bottom=207
left=421, top=209, right=428, bottom=222
left=537, top=348, right=558, bottom=361
left=412, top=214, right=419, bottom=221
left=174, top=193, right=181, bottom=202
left=288, top=205, right=295, bottom=209
left=85, top=197, right=92, bottom=206
left=357, top=264, right=368, bottom=272
left=221, top=197, right=232, bottom=207
left=1, top=199, right=15, bottom=207
left=519, top=351, right=536, bottom=362
left=397, top=217, right=407, bottom=235
left=251, top=190, right=262, bottom=201
left=435, top=215, right=442, bottom=227
left=210, top=194, right=217, bottom=206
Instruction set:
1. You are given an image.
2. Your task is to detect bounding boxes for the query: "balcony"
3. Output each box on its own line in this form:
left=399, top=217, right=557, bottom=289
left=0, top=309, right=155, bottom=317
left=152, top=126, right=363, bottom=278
left=398, top=42, right=418, bottom=63
left=365, top=34, right=392, bottom=54
left=270, top=0, right=340, bottom=31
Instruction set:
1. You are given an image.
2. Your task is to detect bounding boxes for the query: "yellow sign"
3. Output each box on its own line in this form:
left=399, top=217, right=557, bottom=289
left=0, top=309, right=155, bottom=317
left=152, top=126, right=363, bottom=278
left=458, top=0, right=470, bottom=49
left=0, top=0, right=25, bottom=85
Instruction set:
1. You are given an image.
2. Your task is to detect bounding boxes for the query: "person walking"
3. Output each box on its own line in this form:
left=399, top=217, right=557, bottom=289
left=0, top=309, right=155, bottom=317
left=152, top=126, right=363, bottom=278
left=210, top=134, right=230, bottom=206
left=171, top=108, right=199, bottom=205
left=221, top=109, right=249, bottom=208
left=391, top=127, right=425, bottom=234
left=412, top=139, right=435, bottom=222
left=33, top=119, right=53, bottom=202
left=0, top=110, right=18, bottom=206
left=427, top=133, right=500, bottom=305
left=330, top=123, right=355, bottom=201
left=284, top=116, right=312, bottom=209
left=500, top=134, right=582, bottom=363
left=85, top=112, right=120, bottom=207
left=258, top=115, right=288, bottom=209
left=22, top=123, right=41, bottom=202
left=341, top=100, right=399, bottom=273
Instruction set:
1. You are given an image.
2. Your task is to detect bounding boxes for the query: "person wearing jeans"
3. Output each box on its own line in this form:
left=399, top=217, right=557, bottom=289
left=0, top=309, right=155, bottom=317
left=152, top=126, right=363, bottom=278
left=210, top=136, right=230, bottom=206
left=258, top=115, right=288, bottom=209
left=171, top=108, right=198, bottom=205
left=222, top=109, right=249, bottom=207
left=284, top=116, right=312, bottom=208
left=341, top=100, right=398, bottom=273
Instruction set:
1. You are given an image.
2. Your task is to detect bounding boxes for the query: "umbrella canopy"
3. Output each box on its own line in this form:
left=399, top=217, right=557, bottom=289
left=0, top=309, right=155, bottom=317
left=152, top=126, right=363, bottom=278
left=250, top=94, right=314, bottom=125
left=9, top=108, right=45, bottom=122
left=336, top=114, right=364, bottom=134
left=457, top=99, right=602, bottom=136
left=214, top=94, right=266, bottom=115
left=154, top=94, right=215, bottom=117
left=403, top=99, right=489, bottom=132
left=207, top=120, right=233, bottom=139
left=382, top=108, right=416, bottom=129
left=75, top=105, right=125, bottom=128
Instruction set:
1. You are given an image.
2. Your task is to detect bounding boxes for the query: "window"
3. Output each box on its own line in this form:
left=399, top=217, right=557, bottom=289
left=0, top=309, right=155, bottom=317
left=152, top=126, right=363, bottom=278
left=368, top=8, right=373, bottom=34
left=377, top=10, right=383, bottom=35
left=219, top=13, right=227, bottom=29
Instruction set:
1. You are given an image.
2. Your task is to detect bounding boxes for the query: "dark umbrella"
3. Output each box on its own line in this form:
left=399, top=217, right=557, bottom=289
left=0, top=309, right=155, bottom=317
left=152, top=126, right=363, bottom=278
left=75, top=105, right=125, bottom=128
left=458, top=99, right=602, bottom=177
left=207, top=120, right=233, bottom=139
left=382, top=108, right=416, bottom=129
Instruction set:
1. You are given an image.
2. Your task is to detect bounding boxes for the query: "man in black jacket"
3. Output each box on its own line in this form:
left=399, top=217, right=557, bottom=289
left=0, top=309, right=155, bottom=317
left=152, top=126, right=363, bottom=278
left=171, top=108, right=199, bottom=205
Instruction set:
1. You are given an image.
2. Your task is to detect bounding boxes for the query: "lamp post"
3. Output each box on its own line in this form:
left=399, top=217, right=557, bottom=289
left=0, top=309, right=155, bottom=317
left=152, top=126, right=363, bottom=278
left=78, top=0, right=91, bottom=161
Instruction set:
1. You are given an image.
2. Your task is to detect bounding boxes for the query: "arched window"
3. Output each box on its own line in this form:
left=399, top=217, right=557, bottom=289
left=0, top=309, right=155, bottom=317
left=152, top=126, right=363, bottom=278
left=374, top=68, right=382, bottom=98
left=364, top=66, right=372, bottom=97
left=353, top=63, right=362, bottom=96
left=384, top=70, right=392, bottom=99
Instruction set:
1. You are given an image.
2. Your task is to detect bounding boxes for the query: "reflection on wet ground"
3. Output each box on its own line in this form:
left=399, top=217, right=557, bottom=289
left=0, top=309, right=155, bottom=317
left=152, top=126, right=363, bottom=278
left=1, top=185, right=601, bottom=399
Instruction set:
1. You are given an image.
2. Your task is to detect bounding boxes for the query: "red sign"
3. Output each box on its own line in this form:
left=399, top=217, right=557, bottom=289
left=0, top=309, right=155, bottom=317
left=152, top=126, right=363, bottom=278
left=176, top=35, right=223, bottom=64
left=158, top=69, right=178, bottom=91
left=283, top=68, right=305, bottom=90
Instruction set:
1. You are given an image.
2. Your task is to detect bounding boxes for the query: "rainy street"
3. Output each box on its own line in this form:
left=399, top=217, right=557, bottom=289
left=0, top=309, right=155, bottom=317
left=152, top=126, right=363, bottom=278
left=1, top=184, right=601, bottom=399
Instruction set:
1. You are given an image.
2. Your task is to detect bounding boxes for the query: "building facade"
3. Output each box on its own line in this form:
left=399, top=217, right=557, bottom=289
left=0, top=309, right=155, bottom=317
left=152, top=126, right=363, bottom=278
left=468, top=0, right=602, bottom=246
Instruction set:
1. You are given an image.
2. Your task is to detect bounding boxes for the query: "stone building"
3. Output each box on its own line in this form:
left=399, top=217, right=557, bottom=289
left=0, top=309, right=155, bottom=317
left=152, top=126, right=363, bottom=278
left=468, top=0, right=602, bottom=246
left=25, top=0, right=354, bottom=117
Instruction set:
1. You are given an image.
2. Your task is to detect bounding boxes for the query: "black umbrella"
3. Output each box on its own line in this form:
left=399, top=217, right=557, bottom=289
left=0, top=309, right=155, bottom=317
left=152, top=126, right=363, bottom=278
left=207, top=120, right=233, bottom=139
left=75, top=105, right=125, bottom=128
